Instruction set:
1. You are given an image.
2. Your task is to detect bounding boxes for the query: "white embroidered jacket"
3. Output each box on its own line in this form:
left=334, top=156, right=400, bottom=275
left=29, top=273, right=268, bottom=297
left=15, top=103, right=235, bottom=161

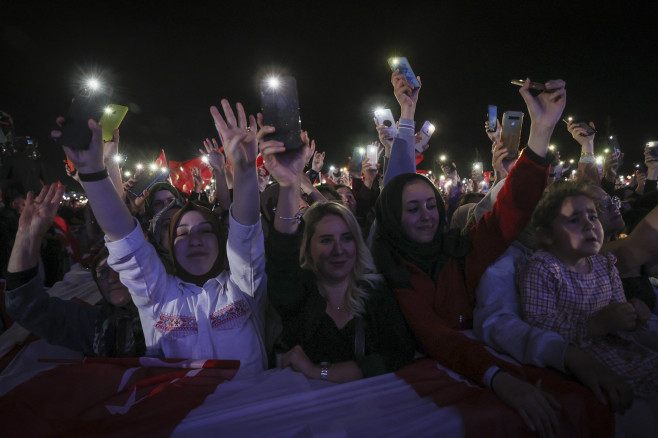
left=106, top=211, right=267, bottom=377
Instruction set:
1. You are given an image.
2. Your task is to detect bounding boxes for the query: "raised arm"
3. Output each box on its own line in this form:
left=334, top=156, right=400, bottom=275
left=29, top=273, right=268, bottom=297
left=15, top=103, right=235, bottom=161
left=567, top=120, right=599, bottom=183
left=210, top=100, right=259, bottom=226
left=53, top=118, right=135, bottom=241
left=257, top=115, right=311, bottom=235
left=200, top=137, right=231, bottom=213
left=383, top=70, right=421, bottom=184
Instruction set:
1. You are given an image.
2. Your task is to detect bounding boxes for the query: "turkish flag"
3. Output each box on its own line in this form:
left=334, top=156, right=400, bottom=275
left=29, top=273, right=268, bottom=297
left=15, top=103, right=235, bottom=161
left=154, top=150, right=167, bottom=168
left=168, top=158, right=213, bottom=195
left=0, top=357, right=239, bottom=437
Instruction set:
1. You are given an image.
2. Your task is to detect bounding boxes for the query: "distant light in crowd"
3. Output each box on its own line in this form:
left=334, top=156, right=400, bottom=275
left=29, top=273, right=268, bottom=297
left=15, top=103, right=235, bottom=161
left=161, top=167, right=167, bottom=173
left=149, top=163, right=157, bottom=171
left=329, top=166, right=335, bottom=171
left=179, top=166, right=184, bottom=171
left=374, top=107, right=384, bottom=115
left=113, top=154, right=123, bottom=163
left=609, top=136, right=613, bottom=140
left=390, top=58, right=399, bottom=66
left=604, top=148, right=609, bottom=153
left=596, top=156, right=603, bottom=164
left=202, top=156, right=209, bottom=164
left=440, top=155, right=446, bottom=162
left=559, top=161, right=564, bottom=165
left=124, top=171, right=131, bottom=178
left=567, top=116, right=573, bottom=122
left=548, top=145, right=555, bottom=151
left=569, top=159, right=574, bottom=164
left=358, top=148, right=365, bottom=155
left=136, top=163, right=143, bottom=170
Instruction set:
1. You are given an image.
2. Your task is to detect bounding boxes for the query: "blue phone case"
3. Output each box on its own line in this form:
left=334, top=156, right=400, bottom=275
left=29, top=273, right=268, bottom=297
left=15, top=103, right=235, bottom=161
left=388, top=57, right=421, bottom=88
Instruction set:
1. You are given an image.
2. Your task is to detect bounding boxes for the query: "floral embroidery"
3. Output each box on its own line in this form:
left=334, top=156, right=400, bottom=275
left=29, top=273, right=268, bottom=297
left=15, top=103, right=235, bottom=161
left=211, top=300, right=250, bottom=329
left=155, top=313, right=198, bottom=338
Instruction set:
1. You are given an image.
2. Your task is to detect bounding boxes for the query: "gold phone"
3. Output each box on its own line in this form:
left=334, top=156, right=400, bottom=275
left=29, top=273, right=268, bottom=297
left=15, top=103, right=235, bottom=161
left=500, top=111, right=524, bottom=160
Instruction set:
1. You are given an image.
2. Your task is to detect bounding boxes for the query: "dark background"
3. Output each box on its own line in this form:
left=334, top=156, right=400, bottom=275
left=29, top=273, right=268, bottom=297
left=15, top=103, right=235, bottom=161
left=2, top=1, right=657, bottom=190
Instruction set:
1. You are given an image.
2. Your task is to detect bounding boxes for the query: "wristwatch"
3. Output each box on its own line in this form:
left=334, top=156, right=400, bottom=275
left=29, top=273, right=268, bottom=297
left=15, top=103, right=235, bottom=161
left=320, top=362, right=330, bottom=380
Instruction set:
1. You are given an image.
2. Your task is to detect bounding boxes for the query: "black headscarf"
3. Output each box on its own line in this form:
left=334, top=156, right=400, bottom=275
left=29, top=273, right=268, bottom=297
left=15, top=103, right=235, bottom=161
left=372, top=173, right=470, bottom=289
left=168, top=201, right=228, bottom=286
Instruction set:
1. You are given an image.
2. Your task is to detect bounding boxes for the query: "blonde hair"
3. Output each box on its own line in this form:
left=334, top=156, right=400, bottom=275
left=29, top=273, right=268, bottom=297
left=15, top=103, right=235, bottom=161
left=299, top=201, right=383, bottom=316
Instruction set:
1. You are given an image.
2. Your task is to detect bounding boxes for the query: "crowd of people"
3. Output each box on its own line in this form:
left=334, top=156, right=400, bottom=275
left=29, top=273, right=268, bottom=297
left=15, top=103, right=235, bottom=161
left=1, top=70, right=658, bottom=438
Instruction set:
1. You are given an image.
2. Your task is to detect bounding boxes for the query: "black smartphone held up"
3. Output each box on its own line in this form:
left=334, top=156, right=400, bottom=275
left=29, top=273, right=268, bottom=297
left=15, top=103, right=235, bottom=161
left=348, top=147, right=365, bottom=172
left=500, top=111, right=524, bottom=160
left=487, top=105, right=497, bottom=132
left=55, top=94, right=106, bottom=150
left=607, top=135, right=623, bottom=165
left=128, top=167, right=171, bottom=197
left=563, top=118, right=596, bottom=136
left=260, top=76, right=302, bottom=150
left=510, top=79, right=546, bottom=92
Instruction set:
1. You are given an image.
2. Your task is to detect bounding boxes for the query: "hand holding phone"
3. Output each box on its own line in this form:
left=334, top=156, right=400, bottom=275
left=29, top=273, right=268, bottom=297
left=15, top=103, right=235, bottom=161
left=54, top=94, right=106, bottom=150
left=607, top=135, right=623, bottom=166
left=374, top=108, right=397, bottom=139
left=563, top=118, right=596, bottom=137
left=99, top=104, right=129, bottom=141
left=388, top=57, right=421, bottom=88
left=511, top=79, right=546, bottom=92
left=415, top=121, right=435, bottom=153
left=348, top=147, right=365, bottom=172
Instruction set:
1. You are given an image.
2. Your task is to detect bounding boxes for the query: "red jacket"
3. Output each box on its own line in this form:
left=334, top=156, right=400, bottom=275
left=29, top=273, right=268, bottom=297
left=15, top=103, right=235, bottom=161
left=394, top=149, right=549, bottom=385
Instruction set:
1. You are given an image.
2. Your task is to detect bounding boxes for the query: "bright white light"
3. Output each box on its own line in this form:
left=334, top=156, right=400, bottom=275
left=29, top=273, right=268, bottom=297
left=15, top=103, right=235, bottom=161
left=202, top=156, right=209, bottom=164
left=179, top=166, right=184, bottom=171
left=569, top=159, right=574, bottom=163
left=266, top=76, right=280, bottom=90
left=567, top=117, right=573, bottom=122
left=559, top=161, right=564, bottom=165
left=210, top=179, right=215, bottom=183
left=429, top=170, right=432, bottom=174
left=440, top=155, right=446, bottom=162
left=136, top=164, right=143, bottom=170
left=105, top=106, right=113, bottom=114
left=391, top=58, right=399, bottom=65
left=358, top=148, right=365, bottom=155
left=161, top=167, right=167, bottom=173
left=427, top=124, right=436, bottom=135
left=329, top=166, right=335, bottom=171
left=124, top=171, right=131, bottom=177
left=596, top=156, right=603, bottom=164
left=604, top=148, right=609, bottom=153
left=473, top=163, right=480, bottom=169
left=548, top=145, right=555, bottom=151
left=609, top=136, right=613, bottom=140
left=374, top=107, right=384, bottom=115
left=86, top=78, right=101, bottom=91
left=149, top=163, right=157, bottom=171
left=113, top=154, right=123, bottom=163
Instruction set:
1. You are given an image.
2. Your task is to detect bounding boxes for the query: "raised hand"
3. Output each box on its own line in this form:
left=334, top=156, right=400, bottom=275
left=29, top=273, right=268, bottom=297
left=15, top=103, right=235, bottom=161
left=312, top=149, right=325, bottom=173
left=485, top=118, right=502, bottom=143
left=52, top=118, right=105, bottom=174
left=191, top=167, right=203, bottom=192
left=374, top=119, right=394, bottom=157
left=257, top=114, right=309, bottom=188
left=200, top=138, right=226, bottom=173
left=392, top=69, right=421, bottom=119
left=518, top=79, right=567, bottom=129
left=103, top=129, right=120, bottom=163
left=491, top=140, right=513, bottom=180
left=17, top=183, right=66, bottom=238
left=210, top=100, right=258, bottom=172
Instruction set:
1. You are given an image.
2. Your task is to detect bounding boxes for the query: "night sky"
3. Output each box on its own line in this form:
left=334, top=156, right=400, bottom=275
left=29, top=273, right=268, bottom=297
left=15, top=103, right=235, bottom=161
left=2, top=1, right=657, bottom=189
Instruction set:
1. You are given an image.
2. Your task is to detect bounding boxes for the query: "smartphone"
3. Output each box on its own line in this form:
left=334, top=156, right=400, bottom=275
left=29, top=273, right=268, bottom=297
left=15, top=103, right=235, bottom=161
left=634, top=162, right=648, bottom=173
left=348, top=147, right=365, bottom=172
left=500, top=111, right=524, bottom=160
left=128, top=167, right=171, bottom=197
left=99, top=104, right=129, bottom=141
left=415, top=121, right=435, bottom=153
left=55, top=94, right=106, bottom=150
left=562, top=119, right=596, bottom=136
left=487, top=105, right=497, bottom=132
left=646, top=141, right=658, bottom=159
left=374, top=108, right=397, bottom=139
left=607, top=135, right=623, bottom=165
left=260, top=76, right=302, bottom=150
left=366, top=145, right=378, bottom=165
left=510, top=79, right=546, bottom=92
left=388, top=57, right=421, bottom=88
